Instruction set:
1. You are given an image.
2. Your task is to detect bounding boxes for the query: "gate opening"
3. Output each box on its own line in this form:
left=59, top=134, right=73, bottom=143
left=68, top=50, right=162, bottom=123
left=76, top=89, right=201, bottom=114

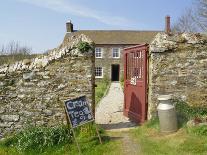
left=111, top=64, right=120, bottom=81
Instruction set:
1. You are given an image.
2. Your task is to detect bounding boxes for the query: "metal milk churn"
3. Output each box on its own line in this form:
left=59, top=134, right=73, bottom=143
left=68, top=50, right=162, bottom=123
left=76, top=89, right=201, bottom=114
left=157, top=95, right=178, bottom=133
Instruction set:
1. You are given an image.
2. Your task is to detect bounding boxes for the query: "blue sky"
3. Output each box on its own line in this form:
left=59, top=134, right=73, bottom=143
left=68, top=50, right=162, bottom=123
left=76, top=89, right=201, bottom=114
left=0, top=0, right=194, bottom=53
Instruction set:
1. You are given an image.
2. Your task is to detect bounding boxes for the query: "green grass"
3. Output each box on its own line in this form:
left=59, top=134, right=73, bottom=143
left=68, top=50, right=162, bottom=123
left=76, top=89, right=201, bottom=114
left=130, top=101, right=207, bottom=155
left=0, top=137, right=121, bottom=155
left=0, top=123, right=121, bottom=155
left=120, top=74, right=124, bottom=90
left=95, top=78, right=110, bottom=104
left=130, top=118, right=207, bottom=155
left=0, top=136, right=121, bottom=155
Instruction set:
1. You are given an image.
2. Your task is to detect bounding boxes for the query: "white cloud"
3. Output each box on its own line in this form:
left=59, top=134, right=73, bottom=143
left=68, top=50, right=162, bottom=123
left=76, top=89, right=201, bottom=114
left=16, top=0, right=134, bottom=27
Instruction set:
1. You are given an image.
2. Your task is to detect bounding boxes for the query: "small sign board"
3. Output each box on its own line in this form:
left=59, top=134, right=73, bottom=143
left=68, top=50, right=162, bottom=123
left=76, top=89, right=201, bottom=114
left=130, top=77, right=137, bottom=85
left=64, top=96, right=94, bottom=128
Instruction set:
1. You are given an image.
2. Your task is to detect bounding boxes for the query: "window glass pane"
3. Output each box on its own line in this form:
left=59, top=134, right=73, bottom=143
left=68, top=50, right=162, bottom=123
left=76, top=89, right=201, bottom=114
left=112, top=48, right=120, bottom=58
left=95, top=67, right=103, bottom=77
left=95, top=48, right=102, bottom=58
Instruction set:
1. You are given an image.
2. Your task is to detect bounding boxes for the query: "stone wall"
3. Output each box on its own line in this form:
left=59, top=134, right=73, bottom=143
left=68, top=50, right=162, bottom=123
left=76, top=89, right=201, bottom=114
left=0, top=34, right=95, bottom=138
left=148, top=33, right=207, bottom=118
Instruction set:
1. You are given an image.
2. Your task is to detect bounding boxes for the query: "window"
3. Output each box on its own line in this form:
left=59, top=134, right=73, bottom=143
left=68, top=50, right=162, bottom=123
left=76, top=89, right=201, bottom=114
left=112, top=48, right=120, bottom=58
left=95, top=67, right=103, bottom=78
left=95, top=48, right=102, bottom=58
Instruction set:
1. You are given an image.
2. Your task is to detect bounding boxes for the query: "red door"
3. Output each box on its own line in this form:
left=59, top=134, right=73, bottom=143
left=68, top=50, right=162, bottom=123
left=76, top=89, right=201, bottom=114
left=123, top=44, right=148, bottom=124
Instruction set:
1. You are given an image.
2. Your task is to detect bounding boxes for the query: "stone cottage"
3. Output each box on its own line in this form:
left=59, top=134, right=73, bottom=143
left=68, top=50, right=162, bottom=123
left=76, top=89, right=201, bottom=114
left=64, top=21, right=160, bottom=81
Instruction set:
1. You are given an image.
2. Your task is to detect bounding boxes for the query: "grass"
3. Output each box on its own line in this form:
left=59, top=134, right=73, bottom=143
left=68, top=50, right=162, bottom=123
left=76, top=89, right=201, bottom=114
left=130, top=101, right=207, bottom=155
left=120, top=74, right=124, bottom=90
left=0, top=137, right=121, bottom=155
left=95, top=78, right=110, bottom=104
left=0, top=123, right=121, bottom=155
left=130, top=117, right=207, bottom=155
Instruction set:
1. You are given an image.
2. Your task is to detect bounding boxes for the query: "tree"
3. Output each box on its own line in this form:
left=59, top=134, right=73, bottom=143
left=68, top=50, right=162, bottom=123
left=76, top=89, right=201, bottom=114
left=196, top=0, right=207, bottom=31
left=172, top=8, right=199, bottom=33
left=0, top=41, right=32, bottom=55
left=172, top=0, right=207, bottom=33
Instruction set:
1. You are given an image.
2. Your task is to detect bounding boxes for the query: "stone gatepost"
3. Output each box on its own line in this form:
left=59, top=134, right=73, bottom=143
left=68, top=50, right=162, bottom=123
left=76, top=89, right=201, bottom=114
left=148, top=33, right=207, bottom=119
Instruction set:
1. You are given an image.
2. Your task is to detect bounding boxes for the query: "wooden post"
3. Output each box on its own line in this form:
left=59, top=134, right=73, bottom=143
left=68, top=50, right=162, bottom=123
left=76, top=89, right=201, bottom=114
left=71, top=128, right=82, bottom=154
left=94, top=123, right=102, bottom=144
left=64, top=106, right=82, bottom=154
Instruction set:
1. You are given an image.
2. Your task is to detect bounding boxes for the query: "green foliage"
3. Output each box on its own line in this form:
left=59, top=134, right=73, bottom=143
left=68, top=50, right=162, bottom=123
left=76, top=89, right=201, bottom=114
left=187, top=125, right=207, bottom=136
left=120, top=73, right=124, bottom=89
left=175, top=100, right=207, bottom=119
left=2, top=125, right=72, bottom=153
left=77, top=41, right=94, bottom=54
left=145, top=117, right=159, bottom=130
left=95, top=76, right=110, bottom=104
left=132, top=122, right=207, bottom=155
left=175, top=100, right=207, bottom=127
left=0, top=123, right=118, bottom=155
left=75, top=123, right=104, bottom=140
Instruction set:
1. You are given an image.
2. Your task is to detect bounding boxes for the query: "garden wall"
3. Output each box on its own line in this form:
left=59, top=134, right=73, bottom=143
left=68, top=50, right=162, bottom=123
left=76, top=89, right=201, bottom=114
left=0, top=34, right=95, bottom=138
left=148, top=33, right=207, bottom=118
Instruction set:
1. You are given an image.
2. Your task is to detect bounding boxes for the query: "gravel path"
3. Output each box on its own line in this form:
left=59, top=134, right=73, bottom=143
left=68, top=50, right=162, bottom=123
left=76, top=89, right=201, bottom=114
left=95, top=82, right=136, bottom=130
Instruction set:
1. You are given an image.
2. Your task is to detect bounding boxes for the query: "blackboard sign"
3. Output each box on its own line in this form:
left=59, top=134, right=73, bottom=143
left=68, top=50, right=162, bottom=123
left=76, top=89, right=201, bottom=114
left=64, top=96, right=94, bottom=128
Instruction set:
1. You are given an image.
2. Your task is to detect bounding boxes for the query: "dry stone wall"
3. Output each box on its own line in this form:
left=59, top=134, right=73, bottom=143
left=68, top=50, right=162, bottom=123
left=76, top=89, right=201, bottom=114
left=148, top=33, right=207, bottom=118
left=0, top=34, right=95, bottom=138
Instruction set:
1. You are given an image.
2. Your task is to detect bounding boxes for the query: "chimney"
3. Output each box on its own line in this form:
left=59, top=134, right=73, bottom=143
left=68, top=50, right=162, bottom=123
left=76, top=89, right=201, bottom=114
left=66, top=20, right=73, bottom=32
left=165, top=16, right=171, bottom=35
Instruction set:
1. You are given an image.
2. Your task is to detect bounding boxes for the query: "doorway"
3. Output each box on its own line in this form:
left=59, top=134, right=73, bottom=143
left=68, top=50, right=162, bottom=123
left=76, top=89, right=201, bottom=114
left=111, top=64, right=120, bottom=81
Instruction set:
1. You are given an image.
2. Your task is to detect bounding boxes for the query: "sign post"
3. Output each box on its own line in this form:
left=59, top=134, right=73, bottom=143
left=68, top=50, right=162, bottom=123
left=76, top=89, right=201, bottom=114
left=64, top=96, right=102, bottom=153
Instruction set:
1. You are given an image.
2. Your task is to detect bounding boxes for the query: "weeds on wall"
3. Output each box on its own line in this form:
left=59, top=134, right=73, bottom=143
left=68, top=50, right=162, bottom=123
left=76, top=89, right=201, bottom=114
left=77, top=41, right=95, bottom=54
left=175, top=100, right=207, bottom=119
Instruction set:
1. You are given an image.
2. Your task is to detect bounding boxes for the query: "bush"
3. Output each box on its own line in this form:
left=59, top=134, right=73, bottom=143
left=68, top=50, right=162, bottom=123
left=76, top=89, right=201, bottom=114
left=2, top=125, right=72, bottom=152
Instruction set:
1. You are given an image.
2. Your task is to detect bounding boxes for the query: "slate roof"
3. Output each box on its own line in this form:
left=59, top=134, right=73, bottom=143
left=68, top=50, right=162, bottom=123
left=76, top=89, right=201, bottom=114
left=64, top=30, right=161, bottom=45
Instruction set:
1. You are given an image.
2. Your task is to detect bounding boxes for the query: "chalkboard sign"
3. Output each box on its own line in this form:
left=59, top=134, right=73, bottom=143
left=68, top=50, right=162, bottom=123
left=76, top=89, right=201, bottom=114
left=64, top=96, right=94, bottom=128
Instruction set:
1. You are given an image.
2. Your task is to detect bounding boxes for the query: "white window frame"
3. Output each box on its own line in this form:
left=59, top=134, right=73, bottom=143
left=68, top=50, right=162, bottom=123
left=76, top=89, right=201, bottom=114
left=112, top=48, right=120, bottom=58
left=95, top=47, right=102, bottom=58
left=95, top=67, right=103, bottom=78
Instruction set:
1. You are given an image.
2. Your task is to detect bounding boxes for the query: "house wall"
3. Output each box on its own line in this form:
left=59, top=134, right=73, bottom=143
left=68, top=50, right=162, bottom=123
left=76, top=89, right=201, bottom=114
left=148, top=33, right=207, bottom=118
left=0, top=34, right=95, bottom=138
left=95, top=44, right=134, bottom=81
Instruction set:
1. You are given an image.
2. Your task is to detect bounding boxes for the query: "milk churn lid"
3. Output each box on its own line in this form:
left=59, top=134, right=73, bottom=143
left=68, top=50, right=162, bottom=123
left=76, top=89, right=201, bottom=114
left=158, top=95, right=172, bottom=101
left=157, top=103, right=174, bottom=110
